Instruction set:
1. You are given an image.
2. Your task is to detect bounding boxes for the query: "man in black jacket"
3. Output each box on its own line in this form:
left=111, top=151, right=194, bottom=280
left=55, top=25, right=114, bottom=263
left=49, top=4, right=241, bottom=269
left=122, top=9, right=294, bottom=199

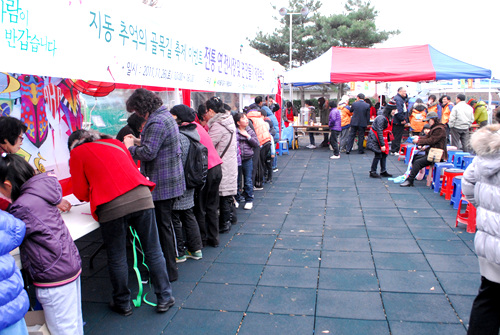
left=346, top=93, right=370, bottom=154
left=390, top=87, right=408, bottom=155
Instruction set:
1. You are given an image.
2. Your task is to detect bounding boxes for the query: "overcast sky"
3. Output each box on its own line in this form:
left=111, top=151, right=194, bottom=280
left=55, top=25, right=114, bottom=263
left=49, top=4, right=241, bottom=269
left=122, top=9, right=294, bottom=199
left=160, top=0, right=499, bottom=78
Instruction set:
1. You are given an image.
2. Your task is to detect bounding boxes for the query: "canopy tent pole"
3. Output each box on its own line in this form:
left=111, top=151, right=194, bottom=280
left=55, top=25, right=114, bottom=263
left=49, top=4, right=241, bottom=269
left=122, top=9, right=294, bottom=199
left=488, top=77, right=493, bottom=124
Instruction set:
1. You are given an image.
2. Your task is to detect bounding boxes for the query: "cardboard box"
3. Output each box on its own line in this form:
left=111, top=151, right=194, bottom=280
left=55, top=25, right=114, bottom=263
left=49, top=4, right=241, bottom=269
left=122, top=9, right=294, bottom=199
left=24, top=311, right=50, bottom=335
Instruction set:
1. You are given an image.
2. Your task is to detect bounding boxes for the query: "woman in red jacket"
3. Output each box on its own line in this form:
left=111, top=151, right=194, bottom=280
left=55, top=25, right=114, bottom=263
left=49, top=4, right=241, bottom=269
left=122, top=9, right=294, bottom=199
left=68, top=129, right=175, bottom=316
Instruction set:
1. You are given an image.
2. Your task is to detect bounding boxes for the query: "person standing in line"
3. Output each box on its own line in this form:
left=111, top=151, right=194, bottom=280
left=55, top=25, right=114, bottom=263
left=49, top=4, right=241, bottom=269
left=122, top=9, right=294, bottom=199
left=390, top=87, right=408, bottom=155
left=169, top=105, right=204, bottom=262
left=69, top=129, right=175, bottom=315
left=115, top=113, right=146, bottom=143
left=338, top=96, right=352, bottom=153
left=194, top=105, right=223, bottom=248
left=328, top=100, right=341, bottom=159
left=124, top=88, right=185, bottom=282
left=234, top=112, right=259, bottom=209
left=449, top=93, right=474, bottom=152
left=1, top=154, right=83, bottom=334
left=463, top=110, right=500, bottom=335
left=205, top=97, right=238, bottom=234
left=345, top=93, right=370, bottom=154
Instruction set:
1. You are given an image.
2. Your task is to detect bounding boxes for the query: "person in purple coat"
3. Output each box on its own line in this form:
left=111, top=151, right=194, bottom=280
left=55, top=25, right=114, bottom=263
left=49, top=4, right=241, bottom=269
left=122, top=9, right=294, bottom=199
left=0, top=153, right=83, bottom=335
left=328, top=100, right=342, bottom=159
left=234, top=113, right=259, bottom=210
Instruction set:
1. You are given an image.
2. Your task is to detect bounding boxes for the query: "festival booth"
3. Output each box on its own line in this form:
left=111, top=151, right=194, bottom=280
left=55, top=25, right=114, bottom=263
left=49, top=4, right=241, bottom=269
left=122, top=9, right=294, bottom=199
left=282, top=45, right=492, bottom=147
left=0, top=0, right=282, bottom=241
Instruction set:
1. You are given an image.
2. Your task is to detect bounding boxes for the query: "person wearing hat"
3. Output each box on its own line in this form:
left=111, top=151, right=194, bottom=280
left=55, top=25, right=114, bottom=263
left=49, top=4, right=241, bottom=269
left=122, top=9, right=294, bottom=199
left=169, top=104, right=204, bottom=262
left=400, top=111, right=448, bottom=187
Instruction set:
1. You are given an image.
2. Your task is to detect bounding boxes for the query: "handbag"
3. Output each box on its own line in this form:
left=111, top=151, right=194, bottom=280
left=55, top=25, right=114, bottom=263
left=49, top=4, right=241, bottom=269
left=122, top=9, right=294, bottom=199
left=427, top=147, right=444, bottom=162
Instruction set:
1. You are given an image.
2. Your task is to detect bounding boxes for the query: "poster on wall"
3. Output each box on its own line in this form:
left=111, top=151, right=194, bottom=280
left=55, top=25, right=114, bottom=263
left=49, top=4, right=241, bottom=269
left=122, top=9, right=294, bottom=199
left=0, top=0, right=281, bottom=94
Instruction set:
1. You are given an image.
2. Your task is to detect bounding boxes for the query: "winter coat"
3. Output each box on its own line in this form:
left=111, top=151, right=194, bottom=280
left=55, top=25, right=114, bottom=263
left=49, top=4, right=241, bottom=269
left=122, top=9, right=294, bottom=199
left=462, top=124, right=500, bottom=283
left=339, top=105, right=352, bottom=128
left=237, top=126, right=259, bottom=160
left=319, top=105, right=330, bottom=126
left=208, top=112, right=238, bottom=196
left=409, top=108, right=427, bottom=133
left=449, top=101, right=474, bottom=130
left=328, top=108, right=342, bottom=131
left=366, top=115, right=389, bottom=153
left=9, top=173, right=82, bottom=287
left=129, top=106, right=185, bottom=201
left=247, top=111, right=272, bottom=146
left=393, top=93, right=408, bottom=125
left=70, top=139, right=156, bottom=221
left=473, top=101, right=488, bottom=124
left=173, top=124, right=199, bottom=211
left=349, top=100, right=371, bottom=127
left=416, top=122, right=448, bottom=161
left=427, top=102, right=442, bottom=119
left=263, top=106, right=280, bottom=141
left=0, top=211, right=29, bottom=331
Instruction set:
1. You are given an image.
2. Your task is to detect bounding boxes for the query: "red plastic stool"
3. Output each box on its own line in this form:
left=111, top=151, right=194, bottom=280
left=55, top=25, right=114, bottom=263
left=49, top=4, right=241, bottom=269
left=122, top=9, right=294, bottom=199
left=440, top=168, right=464, bottom=200
left=455, top=198, right=476, bottom=233
left=398, top=143, right=408, bottom=161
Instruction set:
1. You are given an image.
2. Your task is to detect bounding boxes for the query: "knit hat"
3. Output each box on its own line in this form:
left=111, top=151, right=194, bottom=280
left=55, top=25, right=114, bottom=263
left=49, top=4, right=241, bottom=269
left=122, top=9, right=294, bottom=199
left=170, top=104, right=195, bottom=123
left=340, top=95, right=349, bottom=105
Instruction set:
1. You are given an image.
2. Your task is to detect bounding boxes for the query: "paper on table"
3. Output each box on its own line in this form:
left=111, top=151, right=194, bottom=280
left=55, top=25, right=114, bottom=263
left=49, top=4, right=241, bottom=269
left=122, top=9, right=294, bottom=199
left=63, top=194, right=87, bottom=206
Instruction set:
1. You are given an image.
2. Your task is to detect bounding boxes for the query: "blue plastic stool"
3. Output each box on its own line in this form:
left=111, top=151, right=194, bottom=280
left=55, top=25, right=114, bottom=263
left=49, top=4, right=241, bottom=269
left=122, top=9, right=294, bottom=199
left=277, top=140, right=289, bottom=156
left=453, top=152, right=470, bottom=168
left=461, top=155, right=474, bottom=170
left=404, top=145, right=416, bottom=165
left=447, top=149, right=463, bottom=163
left=450, top=176, right=463, bottom=209
left=432, top=162, right=454, bottom=192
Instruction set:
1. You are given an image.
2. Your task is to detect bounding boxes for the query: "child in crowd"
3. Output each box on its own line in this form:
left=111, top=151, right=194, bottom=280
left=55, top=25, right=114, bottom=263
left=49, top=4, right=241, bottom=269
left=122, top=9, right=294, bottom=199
left=328, top=100, right=341, bottom=159
left=0, top=153, right=83, bottom=335
left=234, top=113, right=259, bottom=209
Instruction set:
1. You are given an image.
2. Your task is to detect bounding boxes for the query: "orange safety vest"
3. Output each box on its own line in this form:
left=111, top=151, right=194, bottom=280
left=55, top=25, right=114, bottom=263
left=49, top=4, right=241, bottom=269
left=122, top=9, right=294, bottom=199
left=340, top=106, right=352, bottom=127
left=409, top=109, right=427, bottom=133
left=441, top=104, right=452, bottom=124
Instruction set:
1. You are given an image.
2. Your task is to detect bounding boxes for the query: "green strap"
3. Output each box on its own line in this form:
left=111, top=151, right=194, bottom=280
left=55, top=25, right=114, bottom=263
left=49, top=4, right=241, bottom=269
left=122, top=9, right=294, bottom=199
left=129, top=226, right=156, bottom=307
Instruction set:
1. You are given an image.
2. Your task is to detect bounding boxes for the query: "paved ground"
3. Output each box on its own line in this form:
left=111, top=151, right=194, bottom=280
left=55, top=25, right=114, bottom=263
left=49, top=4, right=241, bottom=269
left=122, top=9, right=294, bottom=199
left=77, top=138, right=478, bottom=335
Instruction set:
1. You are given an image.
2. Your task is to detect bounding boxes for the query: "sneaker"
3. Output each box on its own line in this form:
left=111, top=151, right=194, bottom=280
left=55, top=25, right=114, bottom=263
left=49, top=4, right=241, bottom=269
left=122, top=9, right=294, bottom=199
left=175, top=255, right=187, bottom=263
left=186, top=250, right=202, bottom=260
left=380, top=171, right=393, bottom=178
left=369, top=171, right=381, bottom=178
left=330, top=155, right=340, bottom=159
left=306, top=144, right=316, bottom=149
left=244, top=202, right=253, bottom=210
left=234, top=200, right=239, bottom=209
left=253, top=186, right=263, bottom=191
left=273, top=168, right=279, bottom=172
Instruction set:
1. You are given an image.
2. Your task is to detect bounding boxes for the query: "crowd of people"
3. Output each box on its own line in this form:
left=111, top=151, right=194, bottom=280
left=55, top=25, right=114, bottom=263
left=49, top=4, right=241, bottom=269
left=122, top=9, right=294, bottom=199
left=0, top=89, right=285, bottom=334
left=1, top=87, right=499, bottom=334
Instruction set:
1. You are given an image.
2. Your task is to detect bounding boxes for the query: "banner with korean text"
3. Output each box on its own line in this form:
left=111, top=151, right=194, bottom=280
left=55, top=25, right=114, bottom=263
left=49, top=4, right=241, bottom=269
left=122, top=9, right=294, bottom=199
left=0, top=0, right=281, bottom=94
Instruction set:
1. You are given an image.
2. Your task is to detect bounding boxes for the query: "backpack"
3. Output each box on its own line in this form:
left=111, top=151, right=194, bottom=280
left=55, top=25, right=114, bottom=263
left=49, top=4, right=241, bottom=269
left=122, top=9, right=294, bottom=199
left=184, top=137, right=208, bottom=189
